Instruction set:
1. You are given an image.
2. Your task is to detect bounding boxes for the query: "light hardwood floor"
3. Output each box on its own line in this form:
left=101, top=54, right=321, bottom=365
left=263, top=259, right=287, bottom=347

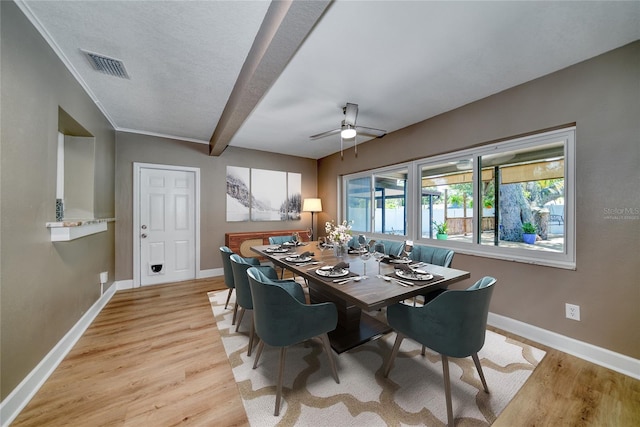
left=11, top=277, right=639, bottom=426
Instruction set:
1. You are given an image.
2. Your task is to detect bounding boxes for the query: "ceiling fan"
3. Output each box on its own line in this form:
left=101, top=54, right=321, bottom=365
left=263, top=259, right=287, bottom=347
left=310, top=103, right=386, bottom=158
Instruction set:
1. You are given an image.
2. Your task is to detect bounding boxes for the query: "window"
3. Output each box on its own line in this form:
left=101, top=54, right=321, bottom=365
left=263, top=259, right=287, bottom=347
left=344, top=166, right=411, bottom=237
left=419, top=157, right=474, bottom=242
left=342, top=127, right=575, bottom=269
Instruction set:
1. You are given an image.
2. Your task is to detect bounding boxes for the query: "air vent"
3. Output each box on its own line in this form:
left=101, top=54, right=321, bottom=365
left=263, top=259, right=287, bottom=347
left=81, top=49, right=130, bottom=79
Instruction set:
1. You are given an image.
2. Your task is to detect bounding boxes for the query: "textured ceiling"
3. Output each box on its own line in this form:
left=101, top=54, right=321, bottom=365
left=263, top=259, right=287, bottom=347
left=18, top=0, right=640, bottom=159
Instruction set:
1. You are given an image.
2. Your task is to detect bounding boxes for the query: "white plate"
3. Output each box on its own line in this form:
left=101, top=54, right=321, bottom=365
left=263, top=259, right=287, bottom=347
left=396, top=270, right=433, bottom=281
left=285, top=256, right=312, bottom=262
left=265, top=247, right=289, bottom=253
left=316, top=267, right=349, bottom=278
left=389, top=258, right=412, bottom=264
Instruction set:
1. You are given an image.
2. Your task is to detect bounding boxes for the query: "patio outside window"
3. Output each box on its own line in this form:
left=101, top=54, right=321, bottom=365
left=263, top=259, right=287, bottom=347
left=342, top=127, right=575, bottom=269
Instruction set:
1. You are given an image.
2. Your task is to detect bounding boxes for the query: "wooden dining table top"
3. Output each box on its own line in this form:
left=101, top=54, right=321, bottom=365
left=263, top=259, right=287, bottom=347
left=251, top=242, right=471, bottom=311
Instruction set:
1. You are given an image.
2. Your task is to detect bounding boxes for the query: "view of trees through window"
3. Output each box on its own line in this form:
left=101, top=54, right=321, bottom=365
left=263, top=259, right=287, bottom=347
left=343, top=128, right=574, bottom=267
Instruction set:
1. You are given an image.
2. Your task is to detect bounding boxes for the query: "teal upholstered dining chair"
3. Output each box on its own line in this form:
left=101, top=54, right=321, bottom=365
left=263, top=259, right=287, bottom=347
left=383, top=276, right=497, bottom=427
left=268, top=235, right=295, bottom=279
left=219, top=246, right=259, bottom=325
left=268, top=235, right=293, bottom=245
left=247, top=266, right=340, bottom=416
left=409, top=245, right=455, bottom=304
left=229, top=255, right=279, bottom=357
left=409, top=245, right=455, bottom=268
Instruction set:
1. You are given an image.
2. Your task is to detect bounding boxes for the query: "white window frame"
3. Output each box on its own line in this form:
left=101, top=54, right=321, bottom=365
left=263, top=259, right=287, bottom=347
left=341, top=127, right=576, bottom=269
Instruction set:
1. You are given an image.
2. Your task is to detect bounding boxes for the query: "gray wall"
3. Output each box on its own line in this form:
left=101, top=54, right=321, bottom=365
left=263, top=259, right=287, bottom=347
left=1, top=2, right=116, bottom=399
left=115, top=133, right=318, bottom=281
left=318, top=41, right=640, bottom=359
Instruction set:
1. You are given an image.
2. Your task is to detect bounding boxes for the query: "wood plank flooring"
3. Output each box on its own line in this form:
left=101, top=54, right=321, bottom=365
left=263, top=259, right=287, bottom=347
left=11, top=277, right=639, bottom=426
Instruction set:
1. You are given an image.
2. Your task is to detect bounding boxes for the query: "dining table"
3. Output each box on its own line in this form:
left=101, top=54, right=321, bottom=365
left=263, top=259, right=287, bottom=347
left=251, top=241, right=471, bottom=353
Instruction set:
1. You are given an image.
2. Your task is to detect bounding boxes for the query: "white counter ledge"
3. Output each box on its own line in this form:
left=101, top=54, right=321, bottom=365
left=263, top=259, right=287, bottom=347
left=46, top=218, right=115, bottom=241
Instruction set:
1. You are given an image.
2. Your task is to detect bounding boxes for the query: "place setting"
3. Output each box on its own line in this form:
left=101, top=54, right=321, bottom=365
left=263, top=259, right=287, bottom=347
left=381, top=263, right=444, bottom=288
left=264, top=245, right=291, bottom=254
left=282, top=251, right=318, bottom=266
left=314, top=261, right=360, bottom=284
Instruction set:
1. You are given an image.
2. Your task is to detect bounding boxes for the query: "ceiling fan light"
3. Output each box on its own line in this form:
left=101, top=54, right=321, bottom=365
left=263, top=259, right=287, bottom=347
left=341, top=125, right=356, bottom=139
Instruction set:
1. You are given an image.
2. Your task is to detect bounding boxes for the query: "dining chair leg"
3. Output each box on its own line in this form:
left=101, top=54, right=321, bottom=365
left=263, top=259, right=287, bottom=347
left=472, top=353, right=489, bottom=393
left=232, top=302, right=239, bottom=325
left=235, top=307, right=246, bottom=332
left=383, top=332, right=405, bottom=377
left=441, top=354, right=454, bottom=427
left=320, top=333, right=339, bottom=384
left=253, top=341, right=265, bottom=369
left=275, top=347, right=287, bottom=416
left=224, top=288, right=233, bottom=309
left=247, top=312, right=257, bottom=357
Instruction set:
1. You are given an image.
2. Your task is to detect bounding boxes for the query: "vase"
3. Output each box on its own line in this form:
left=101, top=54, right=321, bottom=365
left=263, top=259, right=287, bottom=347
left=523, top=233, right=536, bottom=244
left=333, top=243, right=347, bottom=259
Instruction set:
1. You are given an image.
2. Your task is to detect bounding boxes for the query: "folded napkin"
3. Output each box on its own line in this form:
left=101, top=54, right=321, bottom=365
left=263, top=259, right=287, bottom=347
left=394, top=263, right=414, bottom=272
left=332, top=261, right=350, bottom=271
left=388, top=253, right=399, bottom=259
left=293, top=251, right=314, bottom=258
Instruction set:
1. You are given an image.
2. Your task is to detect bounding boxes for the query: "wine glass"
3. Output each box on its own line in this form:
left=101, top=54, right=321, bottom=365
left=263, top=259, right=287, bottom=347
left=291, top=232, right=299, bottom=245
left=373, top=242, right=386, bottom=276
left=306, top=228, right=313, bottom=241
left=402, top=240, right=414, bottom=261
left=357, top=234, right=367, bottom=251
left=360, top=247, right=371, bottom=279
left=317, top=237, right=327, bottom=256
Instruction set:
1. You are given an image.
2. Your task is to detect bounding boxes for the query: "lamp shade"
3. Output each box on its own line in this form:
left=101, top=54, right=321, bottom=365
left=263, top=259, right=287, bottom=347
left=302, top=198, right=322, bottom=213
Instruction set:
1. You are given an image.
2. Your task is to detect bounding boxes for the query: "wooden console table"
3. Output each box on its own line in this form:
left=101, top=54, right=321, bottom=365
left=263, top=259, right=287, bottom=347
left=225, top=230, right=309, bottom=258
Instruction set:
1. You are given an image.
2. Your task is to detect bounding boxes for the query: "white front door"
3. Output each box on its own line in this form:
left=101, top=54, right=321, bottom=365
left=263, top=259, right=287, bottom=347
left=137, top=165, right=199, bottom=286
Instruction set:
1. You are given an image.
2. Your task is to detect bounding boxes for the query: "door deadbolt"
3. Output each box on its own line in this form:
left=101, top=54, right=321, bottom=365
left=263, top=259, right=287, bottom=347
left=141, top=233, right=148, bottom=239
left=141, top=225, right=147, bottom=229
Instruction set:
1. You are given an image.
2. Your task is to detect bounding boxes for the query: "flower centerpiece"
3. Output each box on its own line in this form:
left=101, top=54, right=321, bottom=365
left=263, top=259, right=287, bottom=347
left=325, top=220, right=352, bottom=258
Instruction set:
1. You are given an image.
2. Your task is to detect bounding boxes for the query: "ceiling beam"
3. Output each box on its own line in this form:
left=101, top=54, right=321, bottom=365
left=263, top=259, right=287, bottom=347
left=209, top=0, right=331, bottom=156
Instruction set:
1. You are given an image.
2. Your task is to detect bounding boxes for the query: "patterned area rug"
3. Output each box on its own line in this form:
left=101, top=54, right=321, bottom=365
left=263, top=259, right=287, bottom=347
left=208, top=290, right=545, bottom=426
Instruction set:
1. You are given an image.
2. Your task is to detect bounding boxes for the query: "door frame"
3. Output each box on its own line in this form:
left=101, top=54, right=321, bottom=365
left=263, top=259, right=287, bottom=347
left=133, top=162, right=201, bottom=287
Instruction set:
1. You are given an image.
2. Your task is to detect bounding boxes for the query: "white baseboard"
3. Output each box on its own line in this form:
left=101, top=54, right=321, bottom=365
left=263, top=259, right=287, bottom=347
left=488, top=312, right=640, bottom=380
left=1, top=269, right=224, bottom=426
left=199, top=268, right=223, bottom=278
left=116, top=279, right=134, bottom=290
left=114, top=268, right=222, bottom=289
left=0, top=283, right=118, bottom=427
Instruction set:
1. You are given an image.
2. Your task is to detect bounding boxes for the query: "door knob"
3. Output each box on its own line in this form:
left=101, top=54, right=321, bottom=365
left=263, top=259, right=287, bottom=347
left=141, top=225, right=147, bottom=229
left=141, top=233, right=148, bottom=239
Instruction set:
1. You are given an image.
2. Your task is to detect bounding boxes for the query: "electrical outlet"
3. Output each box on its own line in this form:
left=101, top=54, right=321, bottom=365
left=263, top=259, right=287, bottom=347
left=565, top=303, right=580, bottom=321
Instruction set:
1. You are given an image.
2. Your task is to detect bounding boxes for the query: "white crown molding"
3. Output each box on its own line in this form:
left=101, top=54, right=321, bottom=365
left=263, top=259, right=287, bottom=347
left=116, top=128, right=209, bottom=145
left=14, top=0, right=118, bottom=129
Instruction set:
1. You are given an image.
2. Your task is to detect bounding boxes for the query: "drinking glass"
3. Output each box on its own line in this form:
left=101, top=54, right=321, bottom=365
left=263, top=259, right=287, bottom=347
left=373, top=242, right=386, bottom=276
left=317, top=237, right=327, bottom=256
left=357, top=234, right=367, bottom=250
left=403, top=240, right=414, bottom=261
left=360, top=248, right=371, bottom=279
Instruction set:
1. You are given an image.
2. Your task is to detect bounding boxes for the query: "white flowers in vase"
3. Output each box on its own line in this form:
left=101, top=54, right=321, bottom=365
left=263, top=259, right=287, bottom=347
left=325, top=220, right=352, bottom=246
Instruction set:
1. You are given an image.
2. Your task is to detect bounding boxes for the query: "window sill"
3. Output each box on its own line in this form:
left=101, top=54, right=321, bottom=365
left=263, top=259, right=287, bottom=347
left=46, top=218, right=114, bottom=242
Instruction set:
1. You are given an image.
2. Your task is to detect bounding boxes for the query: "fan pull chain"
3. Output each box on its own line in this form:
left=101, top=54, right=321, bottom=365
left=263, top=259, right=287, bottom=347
left=354, top=134, right=358, bottom=157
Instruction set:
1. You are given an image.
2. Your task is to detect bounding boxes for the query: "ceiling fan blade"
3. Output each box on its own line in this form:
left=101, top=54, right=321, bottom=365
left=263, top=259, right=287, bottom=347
left=344, top=103, right=358, bottom=126
left=310, top=128, right=341, bottom=140
left=355, top=125, right=387, bottom=138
